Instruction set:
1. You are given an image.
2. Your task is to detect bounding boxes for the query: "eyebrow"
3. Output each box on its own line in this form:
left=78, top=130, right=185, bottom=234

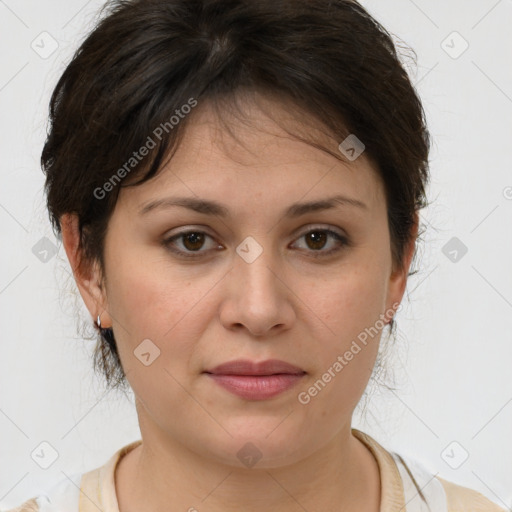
left=138, top=194, right=368, bottom=218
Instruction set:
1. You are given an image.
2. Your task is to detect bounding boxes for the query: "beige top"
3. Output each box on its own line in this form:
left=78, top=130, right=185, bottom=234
left=7, top=428, right=506, bottom=512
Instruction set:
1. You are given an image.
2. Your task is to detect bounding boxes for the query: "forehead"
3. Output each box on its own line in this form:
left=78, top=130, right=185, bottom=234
left=117, top=95, right=385, bottom=216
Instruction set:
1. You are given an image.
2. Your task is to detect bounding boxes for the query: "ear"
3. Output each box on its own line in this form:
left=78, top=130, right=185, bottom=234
left=385, top=211, right=419, bottom=320
left=60, top=213, right=112, bottom=328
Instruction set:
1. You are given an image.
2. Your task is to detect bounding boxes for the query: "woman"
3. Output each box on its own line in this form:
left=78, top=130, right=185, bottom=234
left=7, top=0, right=505, bottom=510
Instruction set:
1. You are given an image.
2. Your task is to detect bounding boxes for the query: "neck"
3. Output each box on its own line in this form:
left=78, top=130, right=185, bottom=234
left=115, top=422, right=381, bottom=512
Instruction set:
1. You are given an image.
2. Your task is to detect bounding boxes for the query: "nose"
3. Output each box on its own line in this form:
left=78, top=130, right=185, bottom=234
left=219, top=245, right=295, bottom=338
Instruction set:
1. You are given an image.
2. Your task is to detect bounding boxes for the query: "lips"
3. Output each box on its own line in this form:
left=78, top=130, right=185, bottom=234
left=204, top=359, right=306, bottom=376
left=203, top=359, right=306, bottom=400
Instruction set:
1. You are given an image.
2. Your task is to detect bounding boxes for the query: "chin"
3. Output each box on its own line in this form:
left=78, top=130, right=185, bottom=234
left=196, top=421, right=314, bottom=469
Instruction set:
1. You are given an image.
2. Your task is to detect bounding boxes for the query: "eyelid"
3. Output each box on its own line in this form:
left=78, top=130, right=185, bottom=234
left=293, top=223, right=347, bottom=238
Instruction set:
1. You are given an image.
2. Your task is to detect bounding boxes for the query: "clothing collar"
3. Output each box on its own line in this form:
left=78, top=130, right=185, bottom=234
left=79, top=429, right=406, bottom=512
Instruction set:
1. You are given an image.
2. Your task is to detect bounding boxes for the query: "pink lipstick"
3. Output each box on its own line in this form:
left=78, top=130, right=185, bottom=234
left=204, top=359, right=306, bottom=400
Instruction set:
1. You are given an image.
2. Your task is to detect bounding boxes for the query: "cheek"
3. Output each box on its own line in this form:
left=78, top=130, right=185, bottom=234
left=106, top=255, right=220, bottom=379
left=297, top=306, right=382, bottom=434
left=295, top=262, right=386, bottom=402
left=302, top=258, right=388, bottom=343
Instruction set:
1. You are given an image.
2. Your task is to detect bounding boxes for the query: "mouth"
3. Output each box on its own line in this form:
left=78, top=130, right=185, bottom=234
left=203, top=359, right=306, bottom=400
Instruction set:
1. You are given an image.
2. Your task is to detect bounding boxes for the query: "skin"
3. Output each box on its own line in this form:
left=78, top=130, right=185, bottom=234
left=61, top=93, right=417, bottom=512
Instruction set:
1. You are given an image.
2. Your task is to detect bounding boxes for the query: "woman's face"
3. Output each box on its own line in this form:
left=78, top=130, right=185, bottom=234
left=70, top=96, right=412, bottom=468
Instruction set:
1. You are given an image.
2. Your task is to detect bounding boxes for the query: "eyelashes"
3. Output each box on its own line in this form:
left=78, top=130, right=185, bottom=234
left=162, top=227, right=350, bottom=260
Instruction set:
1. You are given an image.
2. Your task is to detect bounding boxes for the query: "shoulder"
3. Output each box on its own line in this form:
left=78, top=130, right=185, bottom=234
left=393, top=452, right=506, bottom=512
left=1, top=472, right=82, bottom=512
left=2, top=497, right=40, bottom=512
left=3, top=440, right=142, bottom=512
left=437, top=475, right=507, bottom=512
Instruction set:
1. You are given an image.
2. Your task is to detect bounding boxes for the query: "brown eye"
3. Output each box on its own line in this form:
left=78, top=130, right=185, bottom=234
left=163, top=227, right=348, bottom=260
left=291, top=228, right=349, bottom=258
left=304, top=231, right=328, bottom=250
left=182, top=232, right=205, bottom=251
left=163, top=230, right=220, bottom=258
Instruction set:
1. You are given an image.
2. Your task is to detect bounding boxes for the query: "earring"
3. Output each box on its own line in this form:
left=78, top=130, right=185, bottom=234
left=96, top=314, right=116, bottom=352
